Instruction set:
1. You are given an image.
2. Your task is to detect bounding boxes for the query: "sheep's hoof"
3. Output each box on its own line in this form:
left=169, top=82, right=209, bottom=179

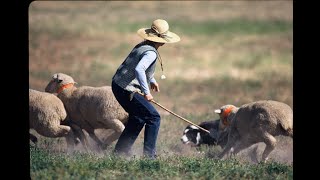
left=101, top=143, right=110, bottom=150
left=259, top=158, right=268, bottom=164
left=249, top=146, right=259, bottom=163
left=30, top=137, right=38, bottom=144
left=74, top=138, right=80, bottom=145
left=217, top=155, right=224, bottom=159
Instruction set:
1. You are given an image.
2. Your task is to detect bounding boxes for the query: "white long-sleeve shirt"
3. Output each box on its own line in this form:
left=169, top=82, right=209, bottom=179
left=135, top=50, right=157, bottom=95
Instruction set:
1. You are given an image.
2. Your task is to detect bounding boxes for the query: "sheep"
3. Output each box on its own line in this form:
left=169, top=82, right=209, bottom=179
left=29, top=89, right=82, bottom=149
left=214, top=100, right=293, bottom=162
left=44, top=73, right=129, bottom=150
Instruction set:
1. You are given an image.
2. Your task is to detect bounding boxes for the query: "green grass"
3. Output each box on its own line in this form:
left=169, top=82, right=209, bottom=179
left=163, top=19, right=292, bottom=37
left=30, top=146, right=292, bottom=180
left=29, top=2, right=293, bottom=179
left=29, top=19, right=292, bottom=40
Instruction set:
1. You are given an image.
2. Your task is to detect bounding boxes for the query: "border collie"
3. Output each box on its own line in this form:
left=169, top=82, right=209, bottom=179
left=180, top=119, right=228, bottom=147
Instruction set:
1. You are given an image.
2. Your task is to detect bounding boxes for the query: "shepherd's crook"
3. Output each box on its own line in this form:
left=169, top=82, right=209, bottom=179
left=130, top=91, right=210, bottom=134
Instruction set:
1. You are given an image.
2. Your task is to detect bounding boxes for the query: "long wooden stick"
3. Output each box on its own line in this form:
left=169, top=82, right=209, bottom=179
left=136, top=92, right=210, bottom=133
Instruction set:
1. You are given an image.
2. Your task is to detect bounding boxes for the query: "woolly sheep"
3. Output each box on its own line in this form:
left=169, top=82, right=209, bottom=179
left=44, top=73, right=129, bottom=150
left=29, top=89, right=80, bottom=149
left=214, top=100, right=293, bottom=162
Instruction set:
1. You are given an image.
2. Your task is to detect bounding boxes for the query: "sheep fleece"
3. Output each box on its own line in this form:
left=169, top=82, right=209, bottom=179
left=218, top=100, right=293, bottom=162
left=233, top=100, right=293, bottom=137
left=59, top=86, right=128, bottom=129
left=29, top=89, right=70, bottom=137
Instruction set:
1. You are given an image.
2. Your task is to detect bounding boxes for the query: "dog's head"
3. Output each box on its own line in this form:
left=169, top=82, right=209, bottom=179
left=180, top=125, right=202, bottom=146
left=181, top=125, right=219, bottom=146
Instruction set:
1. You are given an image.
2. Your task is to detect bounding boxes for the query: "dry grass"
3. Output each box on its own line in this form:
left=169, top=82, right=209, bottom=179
left=29, top=1, right=293, bottom=164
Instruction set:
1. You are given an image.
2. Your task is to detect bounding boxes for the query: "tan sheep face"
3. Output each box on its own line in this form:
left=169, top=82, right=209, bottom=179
left=45, top=79, right=59, bottom=93
left=45, top=73, right=77, bottom=94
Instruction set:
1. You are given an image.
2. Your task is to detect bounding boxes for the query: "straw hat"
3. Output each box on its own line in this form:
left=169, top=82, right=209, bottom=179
left=137, top=19, right=180, bottom=43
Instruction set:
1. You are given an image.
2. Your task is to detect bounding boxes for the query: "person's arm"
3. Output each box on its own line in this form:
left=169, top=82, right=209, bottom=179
left=135, top=51, right=157, bottom=96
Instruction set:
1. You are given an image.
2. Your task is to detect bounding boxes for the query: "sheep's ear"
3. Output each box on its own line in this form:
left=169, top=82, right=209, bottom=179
left=74, top=81, right=78, bottom=84
left=52, top=74, right=58, bottom=79
left=52, top=74, right=61, bottom=83
left=52, top=74, right=63, bottom=83
left=214, top=109, right=221, bottom=114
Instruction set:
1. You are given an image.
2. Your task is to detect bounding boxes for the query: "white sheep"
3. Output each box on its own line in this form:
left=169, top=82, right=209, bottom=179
left=44, top=73, right=129, bottom=150
left=214, top=100, right=293, bottom=162
left=29, top=89, right=81, bottom=149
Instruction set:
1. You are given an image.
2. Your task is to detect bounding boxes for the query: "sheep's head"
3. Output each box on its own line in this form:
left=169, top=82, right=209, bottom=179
left=45, top=73, right=77, bottom=94
left=214, top=104, right=239, bottom=131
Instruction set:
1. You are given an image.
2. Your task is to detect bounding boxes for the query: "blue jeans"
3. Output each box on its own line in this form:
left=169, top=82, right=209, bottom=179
left=111, top=81, right=161, bottom=158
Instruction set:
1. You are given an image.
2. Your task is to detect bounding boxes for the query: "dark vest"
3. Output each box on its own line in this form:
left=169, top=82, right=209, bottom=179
left=112, top=42, right=158, bottom=93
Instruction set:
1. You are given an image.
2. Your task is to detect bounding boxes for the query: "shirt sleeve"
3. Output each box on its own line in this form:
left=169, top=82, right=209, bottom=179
left=135, top=50, right=157, bottom=95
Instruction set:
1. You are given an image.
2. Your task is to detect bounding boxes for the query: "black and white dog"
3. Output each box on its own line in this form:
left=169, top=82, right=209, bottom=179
left=180, top=119, right=228, bottom=148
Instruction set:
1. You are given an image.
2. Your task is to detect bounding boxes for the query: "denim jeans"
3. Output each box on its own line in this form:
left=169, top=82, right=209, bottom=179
left=111, top=81, right=161, bottom=158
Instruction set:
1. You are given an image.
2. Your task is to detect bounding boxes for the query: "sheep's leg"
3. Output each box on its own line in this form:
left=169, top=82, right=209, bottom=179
left=36, top=124, right=71, bottom=138
left=218, top=141, right=234, bottom=159
left=101, top=119, right=125, bottom=148
left=87, top=130, right=104, bottom=151
left=261, top=132, right=277, bottom=163
left=217, top=130, right=228, bottom=146
left=248, top=145, right=259, bottom=163
left=47, top=125, right=71, bottom=137
left=69, top=123, right=90, bottom=152
left=30, top=133, right=38, bottom=144
left=229, top=139, right=255, bottom=161
left=218, top=133, right=239, bottom=159
left=65, top=131, right=76, bottom=152
left=232, top=137, right=253, bottom=155
left=56, top=125, right=72, bottom=136
left=218, top=125, right=240, bottom=159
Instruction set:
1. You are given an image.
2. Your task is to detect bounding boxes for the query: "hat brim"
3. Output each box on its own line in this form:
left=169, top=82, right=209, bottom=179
left=137, top=28, right=180, bottom=43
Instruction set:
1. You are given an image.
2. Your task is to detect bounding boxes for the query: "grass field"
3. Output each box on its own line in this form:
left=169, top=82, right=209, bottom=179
left=29, top=1, right=293, bottom=179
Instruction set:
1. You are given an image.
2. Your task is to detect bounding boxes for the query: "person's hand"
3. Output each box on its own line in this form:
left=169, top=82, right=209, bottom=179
left=150, top=82, right=160, bottom=92
left=144, top=94, right=154, bottom=101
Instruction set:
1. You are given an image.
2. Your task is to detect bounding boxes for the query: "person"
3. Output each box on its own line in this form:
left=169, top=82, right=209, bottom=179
left=111, top=19, right=180, bottom=158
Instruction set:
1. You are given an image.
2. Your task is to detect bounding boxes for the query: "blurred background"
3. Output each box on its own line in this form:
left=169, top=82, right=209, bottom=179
left=29, top=1, right=292, bottom=163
